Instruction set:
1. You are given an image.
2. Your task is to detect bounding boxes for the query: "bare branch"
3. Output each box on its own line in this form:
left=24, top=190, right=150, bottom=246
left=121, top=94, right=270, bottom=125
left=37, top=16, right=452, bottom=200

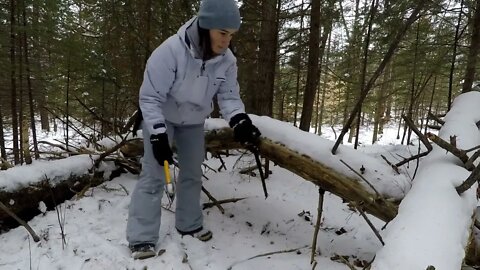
left=427, top=133, right=471, bottom=169
left=202, top=197, right=246, bottom=210
left=456, top=163, right=480, bottom=194
left=201, top=186, right=225, bottom=214
left=427, top=112, right=445, bottom=125
left=340, top=159, right=381, bottom=197
left=380, top=154, right=400, bottom=174
left=0, top=201, right=40, bottom=242
left=355, top=203, right=385, bottom=246
left=311, top=188, right=325, bottom=264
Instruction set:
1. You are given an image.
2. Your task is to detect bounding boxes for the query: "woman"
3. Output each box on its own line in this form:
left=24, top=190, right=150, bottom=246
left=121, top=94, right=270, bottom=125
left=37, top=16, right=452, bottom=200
left=126, top=0, right=261, bottom=259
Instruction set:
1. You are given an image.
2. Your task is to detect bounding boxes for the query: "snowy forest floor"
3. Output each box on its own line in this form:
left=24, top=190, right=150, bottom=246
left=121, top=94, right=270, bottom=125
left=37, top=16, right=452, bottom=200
left=0, top=123, right=424, bottom=270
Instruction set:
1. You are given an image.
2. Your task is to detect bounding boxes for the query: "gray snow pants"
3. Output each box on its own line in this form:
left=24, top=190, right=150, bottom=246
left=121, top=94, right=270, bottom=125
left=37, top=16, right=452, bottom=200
left=126, top=122, right=205, bottom=246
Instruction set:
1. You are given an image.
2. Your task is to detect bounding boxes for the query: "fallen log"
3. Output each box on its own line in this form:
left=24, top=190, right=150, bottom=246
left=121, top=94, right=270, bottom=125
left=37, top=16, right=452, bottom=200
left=1, top=122, right=399, bottom=232
left=0, top=173, right=105, bottom=231
left=122, top=128, right=399, bottom=222
left=207, top=129, right=398, bottom=222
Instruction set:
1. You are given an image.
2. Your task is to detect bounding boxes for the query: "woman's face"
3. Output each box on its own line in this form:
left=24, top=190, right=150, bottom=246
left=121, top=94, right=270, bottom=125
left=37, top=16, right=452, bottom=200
left=209, top=29, right=237, bottom=55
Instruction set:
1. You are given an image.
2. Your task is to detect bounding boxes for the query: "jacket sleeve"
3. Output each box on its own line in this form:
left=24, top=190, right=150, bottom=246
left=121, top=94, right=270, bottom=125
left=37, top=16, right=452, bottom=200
left=139, top=39, right=177, bottom=135
left=217, top=61, right=246, bottom=122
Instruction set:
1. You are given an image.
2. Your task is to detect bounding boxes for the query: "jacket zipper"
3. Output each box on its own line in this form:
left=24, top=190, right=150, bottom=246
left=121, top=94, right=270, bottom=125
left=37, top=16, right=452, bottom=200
left=200, top=61, right=206, bottom=76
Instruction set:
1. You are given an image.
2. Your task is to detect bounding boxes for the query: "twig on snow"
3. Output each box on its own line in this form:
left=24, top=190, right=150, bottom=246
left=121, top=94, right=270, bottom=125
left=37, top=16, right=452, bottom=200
left=201, top=186, right=225, bottom=214
left=311, top=188, right=325, bottom=264
left=227, top=245, right=308, bottom=270
left=355, top=203, right=385, bottom=246
left=339, top=159, right=380, bottom=197
left=202, top=197, right=246, bottom=210
left=0, top=201, right=40, bottom=242
left=380, top=154, right=400, bottom=174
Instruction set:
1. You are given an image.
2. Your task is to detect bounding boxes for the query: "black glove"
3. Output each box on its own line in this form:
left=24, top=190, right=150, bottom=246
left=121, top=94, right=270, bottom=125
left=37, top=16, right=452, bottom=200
left=150, top=133, right=174, bottom=166
left=229, top=113, right=261, bottom=144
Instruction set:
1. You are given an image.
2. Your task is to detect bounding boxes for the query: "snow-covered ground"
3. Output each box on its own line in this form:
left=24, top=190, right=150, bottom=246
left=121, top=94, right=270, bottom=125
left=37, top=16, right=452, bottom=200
left=0, top=154, right=385, bottom=270
left=1, top=97, right=477, bottom=270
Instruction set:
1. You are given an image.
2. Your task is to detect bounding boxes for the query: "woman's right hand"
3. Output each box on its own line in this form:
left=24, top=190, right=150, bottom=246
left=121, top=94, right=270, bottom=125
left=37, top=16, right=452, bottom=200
left=150, top=133, right=174, bottom=166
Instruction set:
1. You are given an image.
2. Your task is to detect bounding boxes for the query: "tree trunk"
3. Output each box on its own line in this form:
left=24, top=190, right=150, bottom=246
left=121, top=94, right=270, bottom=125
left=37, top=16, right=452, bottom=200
left=254, top=0, right=278, bottom=116
left=381, top=62, right=394, bottom=135
left=237, top=0, right=259, bottom=113
left=354, top=0, right=377, bottom=149
left=448, top=0, right=464, bottom=109
left=22, top=118, right=32, bottom=165
left=0, top=110, right=6, bottom=160
left=18, top=6, right=24, bottom=164
left=424, top=76, right=437, bottom=134
left=144, top=0, right=153, bottom=64
left=10, top=0, right=20, bottom=164
left=101, top=59, right=106, bottom=138
left=299, top=0, right=321, bottom=131
left=23, top=0, right=39, bottom=159
left=32, top=0, right=49, bottom=132
left=65, top=59, right=71, bottom=151
left=372, top=63, right=389, bottom=144
left=293, top=0, right=305, bottom=127
left=403, top=22, right=420, bottom=145
left=345, top=0, right=362, bottom=144
left=313, top=0, right=335, bottom=134
left=461, top=0, right=480, bottom=93
left=317, top=33, right=332, bottom=135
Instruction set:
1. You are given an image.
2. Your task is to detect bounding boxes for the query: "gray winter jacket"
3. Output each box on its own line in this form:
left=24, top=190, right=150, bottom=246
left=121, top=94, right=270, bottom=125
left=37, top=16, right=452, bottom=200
left=139, top=17, right=246, bottom=135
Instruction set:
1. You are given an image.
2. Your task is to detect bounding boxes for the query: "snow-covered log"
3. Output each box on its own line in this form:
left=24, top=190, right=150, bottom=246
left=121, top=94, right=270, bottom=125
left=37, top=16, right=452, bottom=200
left=121, top=117, right=409, bottom=222
left=371, top=92, right=480, bottom=270
left=0, top=155, right=110, bottom=230
left=205, top=128, right=400, bottom=222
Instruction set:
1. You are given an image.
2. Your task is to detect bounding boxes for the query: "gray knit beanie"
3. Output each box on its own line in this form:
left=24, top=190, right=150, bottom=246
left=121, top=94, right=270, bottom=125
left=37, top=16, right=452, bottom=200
left=198, top=0, right=241, bottom=30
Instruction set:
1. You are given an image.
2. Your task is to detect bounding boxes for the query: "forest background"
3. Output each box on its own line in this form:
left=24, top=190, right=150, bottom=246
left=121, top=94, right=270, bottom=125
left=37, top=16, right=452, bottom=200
left=0, top=0, right=480, bottom=165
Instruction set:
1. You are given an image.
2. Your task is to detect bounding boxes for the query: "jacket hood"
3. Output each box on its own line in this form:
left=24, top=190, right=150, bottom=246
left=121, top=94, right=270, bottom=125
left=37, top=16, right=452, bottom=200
left=178, top=17, right=203, bottom=59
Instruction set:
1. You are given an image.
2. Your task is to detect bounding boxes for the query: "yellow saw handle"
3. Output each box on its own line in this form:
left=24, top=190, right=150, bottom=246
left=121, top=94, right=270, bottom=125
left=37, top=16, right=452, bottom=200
left=163, top=160, right=175, bottom=195
left=163, top=160, right=171, bottom=183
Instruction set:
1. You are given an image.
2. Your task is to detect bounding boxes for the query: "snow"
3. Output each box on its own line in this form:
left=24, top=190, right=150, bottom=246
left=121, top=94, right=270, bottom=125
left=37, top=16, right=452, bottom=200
left=371, top=91, right=480, bottom=270
left=0, top=156, right=383, bottom=270
left=1, top=92, right=479, bottom=269
left=0, top=155, right=95, bottom=191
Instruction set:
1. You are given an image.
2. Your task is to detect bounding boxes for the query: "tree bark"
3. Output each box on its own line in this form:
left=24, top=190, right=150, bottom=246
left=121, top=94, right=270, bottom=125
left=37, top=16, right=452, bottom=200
left=237, top=0, right=259, bottom=113
left=0, top=110, right=6, bottom=160
left=448, top=0, right=464, bottom=109
left=254, top=0, right=278, bottom=116
left=21, top=118, right=32, bottom=164
left=22, top=0, right=39, bottom=160
left=32, top=0, right=49, bottom=132
left=354, top=0, right=377, bottom=149
left=461, top=0, right=480, bottom=93
left=299, top=0, right=321, bottom=131
left=10, top=0, right=20, bottom=164
left=317, top=33, right=331, bottom=135
left=402, top=22, right=420, bottom=145
left=293, top=0, right=305, bottom=127
left=372, top=64, right=389, bottom=144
